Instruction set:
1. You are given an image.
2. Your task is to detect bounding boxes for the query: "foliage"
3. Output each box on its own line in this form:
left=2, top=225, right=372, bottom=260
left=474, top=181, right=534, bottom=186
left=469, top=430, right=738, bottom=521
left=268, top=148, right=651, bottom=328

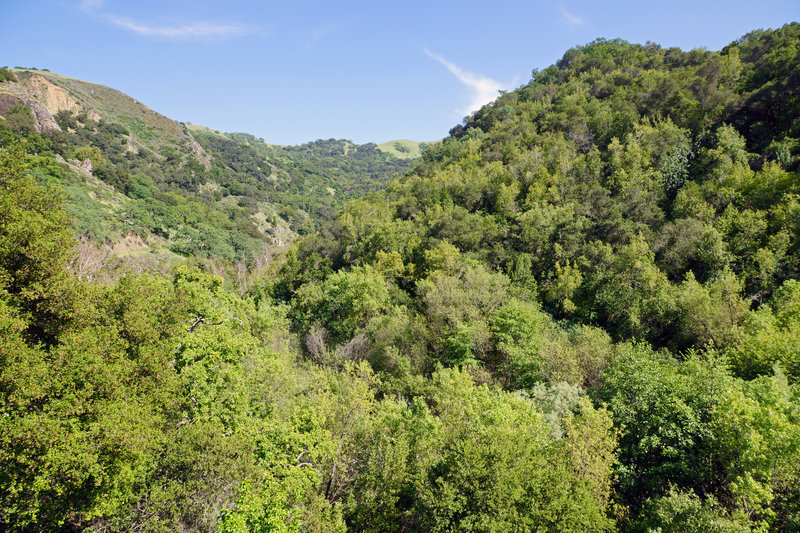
left=637, top=488, right=752, bottom=533
left=0, top=67, right=18, bottom=82
left=73, top=144, right=107, bottom=170
left=341, top=368, right=617, bottom=532
left=2, top=105, right=37, bottom=135
left=2, top=22, right=800, bottom=533
left=596, top=344, right=800, bottom=529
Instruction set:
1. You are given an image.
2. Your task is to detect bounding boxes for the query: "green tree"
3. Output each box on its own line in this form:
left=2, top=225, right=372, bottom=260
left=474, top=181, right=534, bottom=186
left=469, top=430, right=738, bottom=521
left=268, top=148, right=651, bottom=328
left=727, top=279, right=800, bottom=379
left=0, top=142, right=76, bottom=344
left=341, top=368, right=617, bottom=532
left=0, top=67, right=17, bottom=82
left=292, top=265, right=392, bottom=354
left=598, top=344, right=800, bottom=529
left=72, top=144, right=108, bottom=171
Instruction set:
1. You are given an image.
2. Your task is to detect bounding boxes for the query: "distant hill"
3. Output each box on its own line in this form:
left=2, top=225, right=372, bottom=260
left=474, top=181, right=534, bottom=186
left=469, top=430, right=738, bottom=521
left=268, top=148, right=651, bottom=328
left=0, top=68, right=419, bottom=277
left=377, top=139, right=427, bottom=159
left=193, top=131, right=415, bottom=223
left=185, top=123, right=227, bottom=138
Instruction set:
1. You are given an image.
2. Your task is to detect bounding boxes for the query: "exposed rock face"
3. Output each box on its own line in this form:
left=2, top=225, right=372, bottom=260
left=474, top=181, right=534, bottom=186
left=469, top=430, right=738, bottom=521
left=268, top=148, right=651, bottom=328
left=79, top=158, right=93, bottom=174
left=0, top=73, right=104, bottom=133
left=20, top=74, right=100, bottom=132
left=24, top=74, right=99, bottom=122
left=187, top=133, right=212, bottom=169
left=0, top=92, right=60, bottom=132
left=28, top=100, right=60, bottom=132
left=0, top=93, right=24, bottom=113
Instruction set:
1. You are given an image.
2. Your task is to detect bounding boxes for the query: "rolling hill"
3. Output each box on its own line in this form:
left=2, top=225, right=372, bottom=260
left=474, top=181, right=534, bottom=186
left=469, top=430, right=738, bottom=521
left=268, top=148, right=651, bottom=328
left=377, top=139, right=427, bottom=159
left=0, top=67, right=419, bottom=278
left=3, top=22, right=800, bottom=531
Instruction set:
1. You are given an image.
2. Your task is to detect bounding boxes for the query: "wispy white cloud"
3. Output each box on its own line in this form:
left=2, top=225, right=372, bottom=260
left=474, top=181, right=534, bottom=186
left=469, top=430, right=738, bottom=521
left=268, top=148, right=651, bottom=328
left=105, top=15, right=249, bottom=39
left=77, top=0, right=251, bottom=40
left=424, top=48, right=504, bottom=116
left=80, top=0, right=103, bottom=11
left=558, top=5, right=586, bottom=28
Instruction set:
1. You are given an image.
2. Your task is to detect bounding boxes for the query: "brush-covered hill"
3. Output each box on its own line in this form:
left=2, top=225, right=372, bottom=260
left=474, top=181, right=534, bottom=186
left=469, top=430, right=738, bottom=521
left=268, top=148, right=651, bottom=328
left=191, top=130, right=413, bottom=224
left=283, top=22, right=800, bottom=352
left=0, top=67, right=416, bottom=278
left=3, top=22, right=800, bottom=533
left=0, top=67, right=210, bottom=162
left=270, top=22, right=800, bottom=530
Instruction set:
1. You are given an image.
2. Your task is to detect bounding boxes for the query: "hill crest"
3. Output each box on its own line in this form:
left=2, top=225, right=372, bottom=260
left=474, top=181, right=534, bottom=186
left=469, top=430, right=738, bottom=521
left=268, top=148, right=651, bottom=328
left=1, top=69, right=210, bottom=166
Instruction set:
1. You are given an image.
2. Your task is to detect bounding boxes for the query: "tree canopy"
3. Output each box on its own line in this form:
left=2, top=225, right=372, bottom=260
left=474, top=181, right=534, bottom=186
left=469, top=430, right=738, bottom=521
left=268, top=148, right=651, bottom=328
left=2, top=23, right=800, bottom=532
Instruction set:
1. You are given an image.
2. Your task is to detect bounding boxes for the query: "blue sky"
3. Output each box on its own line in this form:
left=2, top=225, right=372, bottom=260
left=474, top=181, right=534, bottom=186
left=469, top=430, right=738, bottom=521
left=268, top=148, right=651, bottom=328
left=2, top=1, right=798, bottom=145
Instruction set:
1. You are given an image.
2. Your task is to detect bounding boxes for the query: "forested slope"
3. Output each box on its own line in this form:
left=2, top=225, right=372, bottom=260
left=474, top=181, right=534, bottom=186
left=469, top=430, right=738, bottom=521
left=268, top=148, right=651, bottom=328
left=0, top=68, right=413, bottom=278
left=192, top=131, right=413, bottom=230
left=275, top=22, right=800, bottom=530
left=1, top=23, right=800, bottom=532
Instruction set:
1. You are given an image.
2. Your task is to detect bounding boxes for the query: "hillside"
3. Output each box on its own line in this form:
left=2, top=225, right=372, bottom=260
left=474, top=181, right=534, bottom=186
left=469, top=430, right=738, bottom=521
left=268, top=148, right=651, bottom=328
left=1, top=22, right=800, bottom=533
left=273, top=22, right=800, bottom=530
left=0, top=68, right=416, bottom=278
left=377, top=139, right=427, bottom=159
left=193, top=131, right=415, bottom=224
left=2, top=68, right=210, bottom=163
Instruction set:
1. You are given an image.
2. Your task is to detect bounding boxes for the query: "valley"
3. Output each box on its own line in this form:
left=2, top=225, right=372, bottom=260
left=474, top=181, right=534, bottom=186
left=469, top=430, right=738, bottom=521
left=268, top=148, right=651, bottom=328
left=1, top=22, right=800, bottom=532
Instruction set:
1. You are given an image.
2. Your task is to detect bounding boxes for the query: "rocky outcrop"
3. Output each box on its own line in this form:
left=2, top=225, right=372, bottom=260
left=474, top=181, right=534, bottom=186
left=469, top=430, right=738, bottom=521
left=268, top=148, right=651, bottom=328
left=28, top=100, right=60, bottom=132
left=0, top=73, right=103, bottom=132
left=0, top=93, right=24, bottom=113
left=0, top=92, right=59, bottom=132
left=186, top=132, right=212, bottom=169
left=23, top=74, right=99, bottom=122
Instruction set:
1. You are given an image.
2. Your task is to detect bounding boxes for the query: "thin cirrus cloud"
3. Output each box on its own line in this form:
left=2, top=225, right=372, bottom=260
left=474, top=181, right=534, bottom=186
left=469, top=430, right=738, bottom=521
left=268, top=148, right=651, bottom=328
left=424, top=48, right=505, bottom=116
left=79, top=0, right=104, bottom=10
left=105, top=15, right=249, bottom=39
left=79, top=0, right=251, bottom=40
left=559, top=6, right=586, bottom=28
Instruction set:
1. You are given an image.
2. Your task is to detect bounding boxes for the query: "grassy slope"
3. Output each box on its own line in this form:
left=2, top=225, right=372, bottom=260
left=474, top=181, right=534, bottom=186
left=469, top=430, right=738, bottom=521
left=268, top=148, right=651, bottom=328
left=377, top=139, right=426, bottom=159
left=186, top=124, right=228, bottom=138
